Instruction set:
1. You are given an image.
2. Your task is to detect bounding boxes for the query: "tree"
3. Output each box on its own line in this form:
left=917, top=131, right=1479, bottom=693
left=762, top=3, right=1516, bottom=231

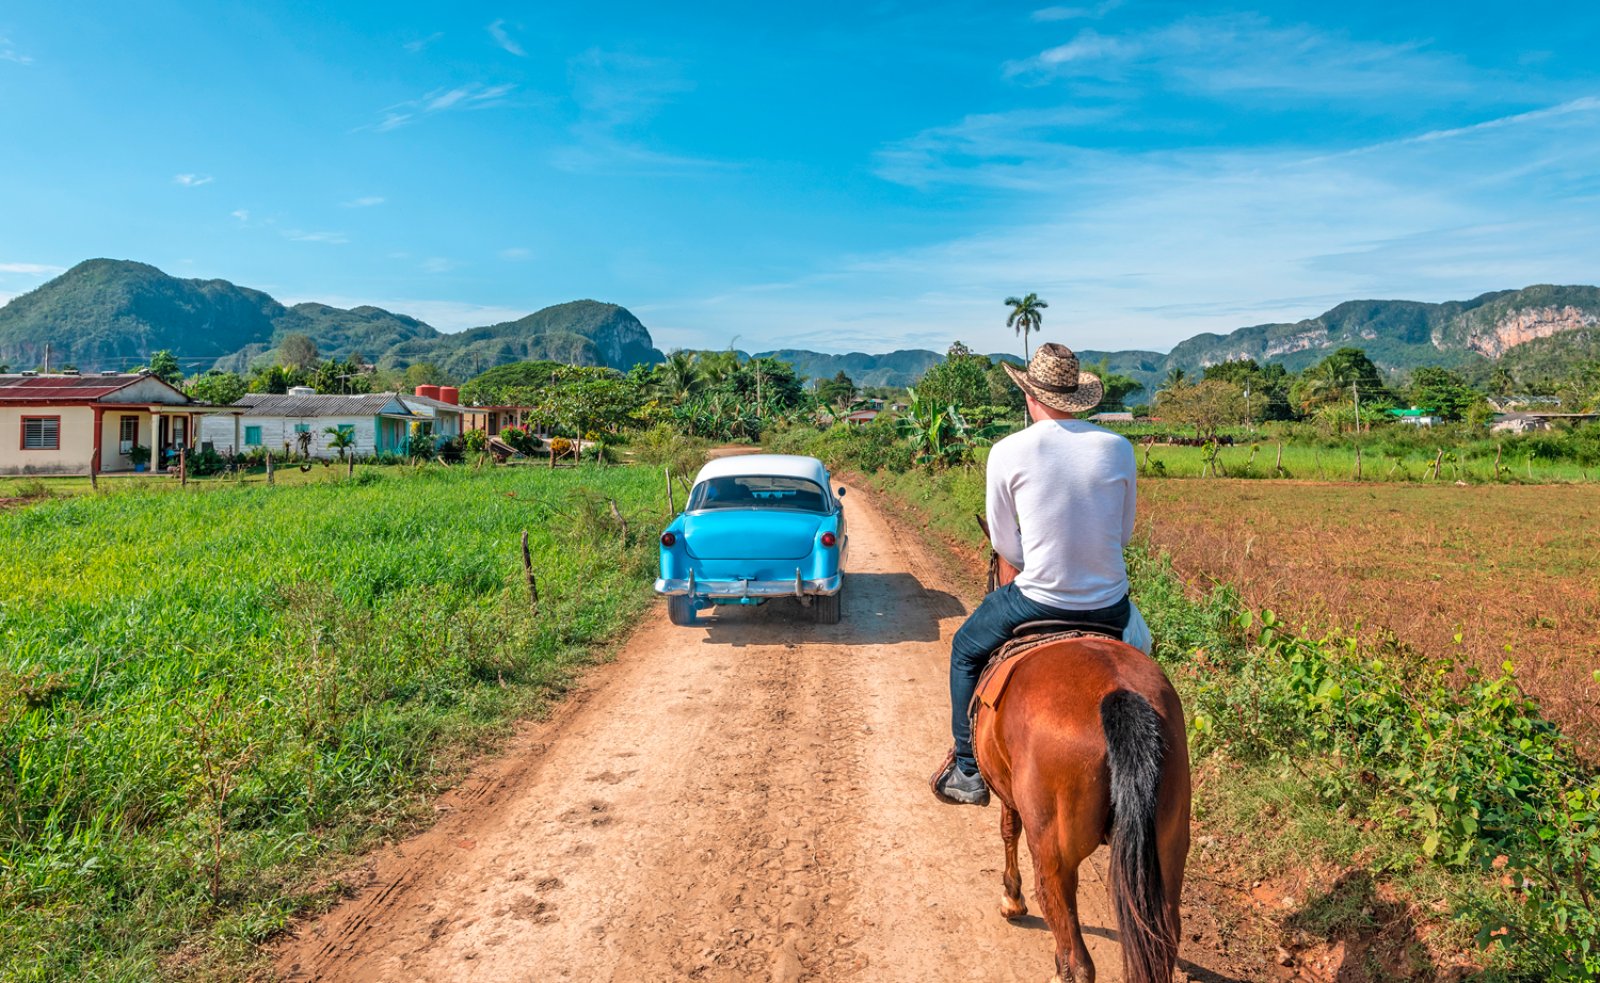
left=1406, top=366, right=1486, bottom=421
left=656, top=350, right=704, bottom=402
left=1088, top=359, right=1143, bottom=412
left=148, top=350, right=182, bottom=385
left=324, top=426, right=357, bottom=476
left=1003, top=293, right=1049, bottom=360
left=248, top=364, right=307, bottom=394
left=1158, top=379, right=1248, bottom=437
left=1292, top=347, right=1390, bottom=413
left=311, top=357, right=371, bottom=395
left=459, top=360, right=568, bottom=406
left=816, top=370, right=858, bottom=409
left=916, top=341, right=991, bottom=409
left=403, top=363, right=451, bottom=389
left=185, top=371, right=247, bottom=406
left=986, top=358, right=1027, bottom=413
left=279, top=333, right=319, bottom=371
left=1201, top=358, right=1291, bottom=421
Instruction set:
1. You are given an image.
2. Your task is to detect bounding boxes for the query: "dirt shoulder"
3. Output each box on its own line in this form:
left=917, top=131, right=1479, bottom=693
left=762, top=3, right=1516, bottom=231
left=272, top=482, right=1253, bottom=982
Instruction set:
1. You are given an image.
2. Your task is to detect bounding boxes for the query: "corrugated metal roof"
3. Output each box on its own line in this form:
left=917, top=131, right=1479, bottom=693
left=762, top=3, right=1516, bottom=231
left=236, top=392, right=412, bottom=417
left=398, top=394, right=464, bottom=413
left=0, top=373, right=143, bottom=400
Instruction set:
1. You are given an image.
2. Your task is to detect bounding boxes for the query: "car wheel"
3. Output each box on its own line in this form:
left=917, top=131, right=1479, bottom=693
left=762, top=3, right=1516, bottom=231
left=668, top=594, right=696, bottom=626
left=814, top=588, right=842, bottom=625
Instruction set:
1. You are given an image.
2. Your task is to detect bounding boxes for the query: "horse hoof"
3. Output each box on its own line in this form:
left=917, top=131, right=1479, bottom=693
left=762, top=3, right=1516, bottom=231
left=1000, top=896, right=1028, bottom=920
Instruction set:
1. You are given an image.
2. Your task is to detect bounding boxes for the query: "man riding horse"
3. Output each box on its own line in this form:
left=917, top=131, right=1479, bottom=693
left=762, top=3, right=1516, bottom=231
left=934, top=341, right=1152, bottom=806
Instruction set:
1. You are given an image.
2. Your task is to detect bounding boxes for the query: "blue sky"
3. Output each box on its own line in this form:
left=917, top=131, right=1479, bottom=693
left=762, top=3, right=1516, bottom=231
left=1, top=2, right=1597, bottom=358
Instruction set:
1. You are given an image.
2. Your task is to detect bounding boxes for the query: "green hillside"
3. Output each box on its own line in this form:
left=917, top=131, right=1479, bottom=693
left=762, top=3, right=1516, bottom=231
left=0, top=260, right=665, bottom=374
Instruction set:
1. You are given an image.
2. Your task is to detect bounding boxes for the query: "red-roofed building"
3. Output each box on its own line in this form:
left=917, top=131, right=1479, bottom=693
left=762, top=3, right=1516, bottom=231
left=0, top=372, right=244, bottom=475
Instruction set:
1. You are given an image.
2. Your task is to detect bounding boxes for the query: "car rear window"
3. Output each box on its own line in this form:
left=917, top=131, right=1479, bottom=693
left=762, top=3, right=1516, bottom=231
left=688, top=476, right=830, bottom=513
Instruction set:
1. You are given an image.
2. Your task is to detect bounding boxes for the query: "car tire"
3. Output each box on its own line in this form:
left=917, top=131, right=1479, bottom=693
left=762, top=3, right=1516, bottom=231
left=668, top=594, right=696, bottom=626
left=814, top=588, right=842, bottom=625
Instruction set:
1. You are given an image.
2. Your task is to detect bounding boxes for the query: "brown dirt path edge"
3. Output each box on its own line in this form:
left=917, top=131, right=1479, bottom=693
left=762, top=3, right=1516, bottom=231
left=272, top=483, right=1248, bottom=983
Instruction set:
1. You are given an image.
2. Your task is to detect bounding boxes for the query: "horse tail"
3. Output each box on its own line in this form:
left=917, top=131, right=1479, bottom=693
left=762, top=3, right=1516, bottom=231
left=1101, top=689, right=1175, bottom=983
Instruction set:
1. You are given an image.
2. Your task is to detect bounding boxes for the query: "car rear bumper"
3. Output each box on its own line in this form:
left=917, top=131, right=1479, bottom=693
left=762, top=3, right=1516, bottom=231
left=655, top=572, right=842, bottom=599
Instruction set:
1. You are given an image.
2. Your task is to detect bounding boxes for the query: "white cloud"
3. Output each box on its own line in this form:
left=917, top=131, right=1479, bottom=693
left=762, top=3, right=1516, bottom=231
left=284, top=230, right=349, bottom=244
left=488, top=20, right=526, bottom=57
left=173, top=173, right=214, bottom=187
left=342, top=195, right=386, bottom=207
left=499, top=247, right=532, bottom=260
left=0, top=37, right=31, bottom=65
left=0, top=262, right=64, bottom=275
left=683, top=94, right=1600, bottom=356
left=1032, top=1, right=1121, bottom=21
left=230, top=209, right=250, bottom=222
left=420, top=257, right=459, bottom=273
left=404, top=32, right=442, bottom=54
left=1006, top=14, right=1473, bottom=104
left=369, top=82, right=516, bottom=131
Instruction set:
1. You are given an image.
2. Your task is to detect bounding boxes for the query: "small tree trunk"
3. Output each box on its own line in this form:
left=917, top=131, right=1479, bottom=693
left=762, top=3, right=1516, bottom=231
left=180, top=444, right=188, bottom=487
left=1274, top=442, right=1284, bottom=476
left=348, top=454, right=354, bottom=480
left=1353, top=444, right=1362, bottom=481
left=1494, top=442, right=1503, bottom=479
left=1431, top=448, right=1443, bottom=481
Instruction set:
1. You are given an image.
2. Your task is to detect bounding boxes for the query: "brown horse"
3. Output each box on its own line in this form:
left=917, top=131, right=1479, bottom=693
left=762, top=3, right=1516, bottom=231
left=972, top=525, right=1190, bottom=983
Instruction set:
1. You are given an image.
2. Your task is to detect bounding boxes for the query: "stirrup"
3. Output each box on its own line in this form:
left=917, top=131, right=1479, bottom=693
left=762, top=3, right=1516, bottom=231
left=929, top=747, right=958, bottom=797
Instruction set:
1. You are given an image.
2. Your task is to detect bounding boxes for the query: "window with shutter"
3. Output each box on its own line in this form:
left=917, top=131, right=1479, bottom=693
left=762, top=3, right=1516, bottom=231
left=119, top=415, right=138, bottom=454
left=21, top=416, right=60, bottom=450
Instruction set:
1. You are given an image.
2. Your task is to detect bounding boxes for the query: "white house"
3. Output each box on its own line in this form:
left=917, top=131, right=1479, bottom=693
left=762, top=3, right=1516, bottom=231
left=199, top=386, right=468, bottom=459
left=201, top=388, right=416, bottom=459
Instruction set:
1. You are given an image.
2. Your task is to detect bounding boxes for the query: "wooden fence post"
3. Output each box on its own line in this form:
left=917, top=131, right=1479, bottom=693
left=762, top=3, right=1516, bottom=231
left=1353, top=444, right=1362, bottom=481
left=520, top=530, right=539, bottom=613
left=266, top=451, right=275, bottom=486
left=665, top=466, right=676, bottom=515
left=1274, top=442, right=1284, bottom=477
left=180, top=445, right=188, bottom=487
left=1494, top=442, right=1503, bottom=479
left=1431, top=448, right=1443, bottom=481
left=608, top=499, right=630, bottom=542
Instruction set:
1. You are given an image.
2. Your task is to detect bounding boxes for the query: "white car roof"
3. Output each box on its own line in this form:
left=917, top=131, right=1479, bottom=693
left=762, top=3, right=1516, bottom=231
left=692, top=453, right=830, bottom=487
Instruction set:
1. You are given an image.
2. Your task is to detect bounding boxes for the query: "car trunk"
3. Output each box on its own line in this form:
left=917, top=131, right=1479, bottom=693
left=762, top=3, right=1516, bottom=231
left=684, top=511, right=823, bottom=560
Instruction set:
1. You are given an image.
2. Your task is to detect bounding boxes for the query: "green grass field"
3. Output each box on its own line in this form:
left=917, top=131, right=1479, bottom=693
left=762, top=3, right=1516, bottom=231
left=0, top=464, right=665, bottom=980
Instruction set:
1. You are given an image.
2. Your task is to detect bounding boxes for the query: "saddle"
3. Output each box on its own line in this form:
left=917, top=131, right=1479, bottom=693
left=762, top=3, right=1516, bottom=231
left=969, top=624, right=1121, bottom=723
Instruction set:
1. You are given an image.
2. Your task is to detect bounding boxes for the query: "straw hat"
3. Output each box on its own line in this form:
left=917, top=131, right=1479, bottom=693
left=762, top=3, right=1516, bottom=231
left=1001, top=342, right=1103, bottom=414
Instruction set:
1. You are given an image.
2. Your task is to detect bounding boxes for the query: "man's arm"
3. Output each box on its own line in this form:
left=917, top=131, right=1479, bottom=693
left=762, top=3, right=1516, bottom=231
left=1120, top=440, right=1137, bottom=548
left=987, top=447, right=1025, bottom=570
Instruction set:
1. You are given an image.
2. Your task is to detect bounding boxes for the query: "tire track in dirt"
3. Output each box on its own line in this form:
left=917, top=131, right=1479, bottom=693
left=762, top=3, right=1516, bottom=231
left=275, top=483, right=1244, bottom=982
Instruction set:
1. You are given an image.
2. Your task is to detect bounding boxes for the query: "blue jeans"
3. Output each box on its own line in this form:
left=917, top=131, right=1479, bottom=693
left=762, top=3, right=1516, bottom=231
left=950, top=582, right=1130, bottom=774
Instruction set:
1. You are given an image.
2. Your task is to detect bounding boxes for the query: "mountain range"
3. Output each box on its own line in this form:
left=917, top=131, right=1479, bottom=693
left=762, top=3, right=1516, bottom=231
left=0, top=259, right=663, bottom=379
left=2, top=259, right=1597, bottom=392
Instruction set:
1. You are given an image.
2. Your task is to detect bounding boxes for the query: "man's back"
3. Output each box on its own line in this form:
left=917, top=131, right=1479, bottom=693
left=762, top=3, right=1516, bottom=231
left=985, top=418, right=1137, bottom=611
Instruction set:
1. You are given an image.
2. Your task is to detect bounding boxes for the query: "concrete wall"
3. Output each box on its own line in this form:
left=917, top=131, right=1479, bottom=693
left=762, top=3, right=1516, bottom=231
left=200, top=413, right=380, bottom=459
left=0, top=405, right=96, bottom=475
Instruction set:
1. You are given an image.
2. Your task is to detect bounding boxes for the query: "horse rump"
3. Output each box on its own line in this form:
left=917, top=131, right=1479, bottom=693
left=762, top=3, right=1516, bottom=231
left=1101, top=689, right=1175, bottom=983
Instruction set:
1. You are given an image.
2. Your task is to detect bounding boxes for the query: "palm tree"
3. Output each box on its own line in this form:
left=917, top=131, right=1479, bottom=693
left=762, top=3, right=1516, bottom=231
left=324, top=425, right=357, bottom=477
left=658, top=350, right=703, bottom=401
left=1003, top=293, right=1049, bottom=360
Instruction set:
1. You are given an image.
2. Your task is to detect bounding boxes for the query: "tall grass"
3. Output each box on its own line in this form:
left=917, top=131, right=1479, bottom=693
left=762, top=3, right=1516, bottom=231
left=0, top=465, right=662, bottom=980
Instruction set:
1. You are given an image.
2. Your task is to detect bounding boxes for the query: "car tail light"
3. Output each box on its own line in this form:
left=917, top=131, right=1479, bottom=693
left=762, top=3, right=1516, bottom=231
left=660, top=532, right=676, bottom=546
left=821, top=532, right=837, bottom=548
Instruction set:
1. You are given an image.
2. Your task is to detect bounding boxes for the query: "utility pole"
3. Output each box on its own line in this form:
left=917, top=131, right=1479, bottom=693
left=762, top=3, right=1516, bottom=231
left=756, top=359, right=763, bottom=418
left=1352, top=378, right=1361, bottom=433
left=1244, top=384, right=1252, bottom=428
left=44, top=342, right=50, bottom=375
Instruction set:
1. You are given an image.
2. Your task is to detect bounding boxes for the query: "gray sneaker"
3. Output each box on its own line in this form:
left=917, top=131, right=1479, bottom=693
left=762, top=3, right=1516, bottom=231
left=932, top=759, right=990, bottom=806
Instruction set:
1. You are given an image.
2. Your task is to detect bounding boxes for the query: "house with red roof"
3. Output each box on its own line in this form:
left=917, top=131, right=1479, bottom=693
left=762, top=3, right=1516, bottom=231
left=0, top=371, right=245, bottom=476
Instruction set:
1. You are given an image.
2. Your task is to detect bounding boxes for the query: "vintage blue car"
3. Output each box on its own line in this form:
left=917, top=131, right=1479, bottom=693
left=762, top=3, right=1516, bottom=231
left=655, top=454, right=848, bottom=625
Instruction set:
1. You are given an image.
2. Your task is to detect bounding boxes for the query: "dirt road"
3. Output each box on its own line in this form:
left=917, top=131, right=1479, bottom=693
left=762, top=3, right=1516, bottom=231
left=277, top=484, right=1244, bottom=983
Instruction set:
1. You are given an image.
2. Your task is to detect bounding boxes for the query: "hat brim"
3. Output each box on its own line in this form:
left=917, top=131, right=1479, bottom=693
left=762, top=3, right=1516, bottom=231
left=1003, top=360, right=1103, bottom=413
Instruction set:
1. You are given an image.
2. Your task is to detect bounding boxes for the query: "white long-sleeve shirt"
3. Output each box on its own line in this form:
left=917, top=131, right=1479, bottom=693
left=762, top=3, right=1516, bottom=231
left=986, top=418, right=1137, bottom=610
